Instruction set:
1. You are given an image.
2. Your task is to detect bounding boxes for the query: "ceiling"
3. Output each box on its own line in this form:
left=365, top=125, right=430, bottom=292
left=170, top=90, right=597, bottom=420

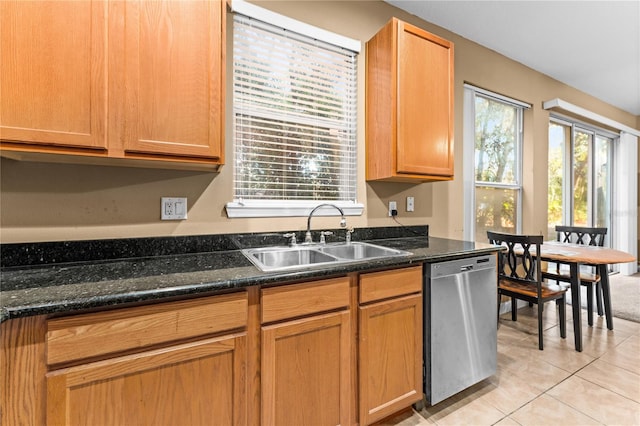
left=385, top=1, right=640, bottom=116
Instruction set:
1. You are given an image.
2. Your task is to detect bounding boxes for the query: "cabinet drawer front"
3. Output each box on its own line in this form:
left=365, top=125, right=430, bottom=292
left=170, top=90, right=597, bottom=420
left=47, top=292, right=247, bottom=366
left=47, top=333, right=246, bottom=426
left=359, top=265, right=422, bottom=303
left=261, top=277, right=350, bottom=323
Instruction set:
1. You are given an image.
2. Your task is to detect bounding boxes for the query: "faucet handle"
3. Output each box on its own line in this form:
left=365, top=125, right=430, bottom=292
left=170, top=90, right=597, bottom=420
left=319, top=231, right=333, bottom=244
left=283, top=233, right=297, bottom=246
left=345, top=227, right=354, bottom=244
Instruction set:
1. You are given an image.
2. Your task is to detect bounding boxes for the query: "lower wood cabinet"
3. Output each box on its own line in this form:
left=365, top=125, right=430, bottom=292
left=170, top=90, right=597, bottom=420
left=1, top=265, right=425, bottom=426
left=47, top=334, right=246, bottom=426
left=262, top=310, right=351, bottom=426
left=358, top=266, right=423, bottom=425
left=261, top=277, right=352, bottom=426
left=45, top=292, right=249, bottom=426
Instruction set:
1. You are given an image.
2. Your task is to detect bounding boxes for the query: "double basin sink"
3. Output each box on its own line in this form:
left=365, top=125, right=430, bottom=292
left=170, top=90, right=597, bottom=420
left=242, top=242, right=412, bottom=272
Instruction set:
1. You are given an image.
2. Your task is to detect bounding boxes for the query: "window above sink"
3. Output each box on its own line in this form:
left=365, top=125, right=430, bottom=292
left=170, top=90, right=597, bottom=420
left=226, top=1, right=363, bottom=219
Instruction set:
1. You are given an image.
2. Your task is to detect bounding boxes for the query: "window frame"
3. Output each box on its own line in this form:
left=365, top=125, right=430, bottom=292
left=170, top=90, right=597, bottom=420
left=463, top=85, right=529, bottom=241
left=226, top=0, right=363, bottom=218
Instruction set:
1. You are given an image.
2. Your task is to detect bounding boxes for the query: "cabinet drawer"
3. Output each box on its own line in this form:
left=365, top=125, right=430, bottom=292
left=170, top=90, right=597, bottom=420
left=359, top=265, right=422, bottom=304
left=47, top=292, right=247, bottom=366
left=261, top=277, right=350, bottom=323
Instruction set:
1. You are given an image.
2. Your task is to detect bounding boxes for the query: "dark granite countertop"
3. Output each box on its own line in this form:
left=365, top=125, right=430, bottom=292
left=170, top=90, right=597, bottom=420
left=0, top=226, right=499, bottom=322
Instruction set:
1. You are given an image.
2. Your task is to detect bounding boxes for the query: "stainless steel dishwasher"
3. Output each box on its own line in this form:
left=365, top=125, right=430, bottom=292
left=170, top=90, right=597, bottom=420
left=424, top=255, right=497, bottom=405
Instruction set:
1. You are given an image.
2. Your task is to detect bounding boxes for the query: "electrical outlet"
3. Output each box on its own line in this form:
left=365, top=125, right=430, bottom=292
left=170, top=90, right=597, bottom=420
left=161, top=197, right=187, bottom=220
left=407, top=196, right=415, bottom=212
left=388, top=201, right=397, bottom=217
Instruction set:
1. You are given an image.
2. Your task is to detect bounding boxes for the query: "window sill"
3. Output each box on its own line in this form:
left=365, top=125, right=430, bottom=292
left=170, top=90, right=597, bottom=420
left=225, top=200, right=364, bottom=218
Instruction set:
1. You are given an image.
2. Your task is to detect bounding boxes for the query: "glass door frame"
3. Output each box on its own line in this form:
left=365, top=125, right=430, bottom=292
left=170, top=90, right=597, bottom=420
left=549, top=115, right=616, bottom=246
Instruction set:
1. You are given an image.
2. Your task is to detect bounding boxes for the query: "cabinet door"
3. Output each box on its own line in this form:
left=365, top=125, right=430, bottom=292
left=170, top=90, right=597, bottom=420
left=396, top=21, right=453, bottom=177
left=359, top=294, right=423, bottom=425
left=47, top=334, right=246, bottom=426
left=262, top=310, right=351, bottom=426
left=120, top=0, right=224, bottom=160
left=0, top=1, right=107, bottom=150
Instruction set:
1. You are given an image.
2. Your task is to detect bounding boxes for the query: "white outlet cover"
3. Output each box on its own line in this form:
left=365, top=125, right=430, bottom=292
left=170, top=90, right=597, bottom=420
left=388, top=201, right=397, bottom=217
left=161, top=197, right=188, bottom=220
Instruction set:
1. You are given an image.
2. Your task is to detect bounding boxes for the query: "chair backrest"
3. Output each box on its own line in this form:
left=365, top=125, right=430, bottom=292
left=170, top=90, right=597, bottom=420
left=555, top=225, right=607, bottom=247
left=487, top=231, right=543, bottom=289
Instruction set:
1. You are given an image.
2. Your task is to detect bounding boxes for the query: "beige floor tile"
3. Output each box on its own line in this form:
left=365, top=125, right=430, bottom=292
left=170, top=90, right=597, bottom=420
left=423, top=398, right=505, bottom=426
left=378, top=409, right=435, bottom=426
left=576, top=358, right=640, bottom=403
left=569, top=310, right=640, bottom=339
left=610, top=319, right=640, bottom=336
left=497, top=322, right=534, bottom=346
left=480, top=373, right=539, bottom=414
left=531, top=327, right=597, bottom=372
left=389, top=311, right=639, bottom=426
left=560, top=319, right=633, bottom=358
left=547, top=375, right=640, bottom=425
left=499, top=306, right=561, bottom=333
left=496, top=343, right=537, bottom=373
left=493, top=417, right=522, bottom=426
left=419, top=380, right=495, bottom=422
left=494, top=350, right=571, bottom=393
left=509, top=393, right=601, bottom=426
left=598, top=335, right=640, bottom=375
left=602, top=316, right=640, bottom=336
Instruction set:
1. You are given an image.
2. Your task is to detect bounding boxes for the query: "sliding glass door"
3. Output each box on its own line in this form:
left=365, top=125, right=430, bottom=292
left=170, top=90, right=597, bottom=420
left=548, top=117, right=613, bottom=244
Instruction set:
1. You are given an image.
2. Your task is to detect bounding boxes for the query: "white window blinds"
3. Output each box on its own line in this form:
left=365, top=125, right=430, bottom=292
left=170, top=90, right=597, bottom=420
left=232, top=14, right=358, bottom=202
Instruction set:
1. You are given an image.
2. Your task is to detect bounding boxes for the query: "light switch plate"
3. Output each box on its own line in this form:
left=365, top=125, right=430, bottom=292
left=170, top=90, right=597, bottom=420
left=161, top=197, right=187, bottom=220
left=407, top=196, right=415, bottom=212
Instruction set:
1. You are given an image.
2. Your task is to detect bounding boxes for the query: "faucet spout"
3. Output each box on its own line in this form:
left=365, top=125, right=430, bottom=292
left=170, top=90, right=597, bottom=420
left=305, top=203, right=346, bottom=244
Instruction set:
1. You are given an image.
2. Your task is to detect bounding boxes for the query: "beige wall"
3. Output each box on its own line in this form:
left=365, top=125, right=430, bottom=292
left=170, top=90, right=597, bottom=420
left=1, top=0, right=638, bottom=243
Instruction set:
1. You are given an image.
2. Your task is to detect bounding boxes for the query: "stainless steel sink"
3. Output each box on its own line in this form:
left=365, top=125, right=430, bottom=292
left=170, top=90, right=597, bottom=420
left=242, top=242, right=411, bottom=272
left=246, top=247, right=338, bottom=271
left=319, top=242, right=404, bottom=260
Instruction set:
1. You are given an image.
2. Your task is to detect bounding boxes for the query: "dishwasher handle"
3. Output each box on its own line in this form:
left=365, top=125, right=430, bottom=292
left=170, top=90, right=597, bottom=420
left=426, top=255, right=496, bottom=279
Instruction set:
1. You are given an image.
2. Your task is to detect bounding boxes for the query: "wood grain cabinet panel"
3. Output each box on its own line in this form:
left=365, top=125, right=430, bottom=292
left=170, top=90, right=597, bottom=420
left=0, top=1, right=108, bottom=150
left=47, top=334, right=246, bottom=426
left=47, top=292, right=247, bottom=366
left=0, top=316, right=47, bottom=426
left=360, top=265, right=423, bottom=303
left=120, top=0, right=224, bottom=161
left=366, top=18, right=454, bottom=182
left=0, top=0, right=225, bottom=168
left=261, top=310, right=351, bottom=426
left=261, top=277, right=350, bottom=323
left=358, top=267, right=423, bottom=425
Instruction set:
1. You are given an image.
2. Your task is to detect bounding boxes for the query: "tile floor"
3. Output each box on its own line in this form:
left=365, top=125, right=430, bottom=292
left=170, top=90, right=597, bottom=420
left=384, top=306, right=640, bottom=426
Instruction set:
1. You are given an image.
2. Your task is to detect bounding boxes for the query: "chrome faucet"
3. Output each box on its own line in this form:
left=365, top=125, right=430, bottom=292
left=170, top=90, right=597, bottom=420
left=305, top=203, right=346, bottom=244
left=345, top=226, right=354, bottom=244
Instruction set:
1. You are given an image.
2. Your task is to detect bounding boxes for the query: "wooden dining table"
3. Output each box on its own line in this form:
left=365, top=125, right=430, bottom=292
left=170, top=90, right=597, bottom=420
left=539, top=241, right=636, bottom=352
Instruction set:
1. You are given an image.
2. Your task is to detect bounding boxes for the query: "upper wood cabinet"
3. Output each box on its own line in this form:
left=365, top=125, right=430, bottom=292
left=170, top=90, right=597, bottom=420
left=0, top=0, right=225, bottom=169
left=366, top=18, right=454, bottom=182
left=0, top=1, right=108, bottom=150
left=118, top=0, right=224, bottom=161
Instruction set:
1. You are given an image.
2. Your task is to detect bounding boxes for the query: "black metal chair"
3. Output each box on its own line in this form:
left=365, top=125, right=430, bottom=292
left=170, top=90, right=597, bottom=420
left=545, top=226, right=607, bottom=326
left=488, top=231, right=567, bottom=350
